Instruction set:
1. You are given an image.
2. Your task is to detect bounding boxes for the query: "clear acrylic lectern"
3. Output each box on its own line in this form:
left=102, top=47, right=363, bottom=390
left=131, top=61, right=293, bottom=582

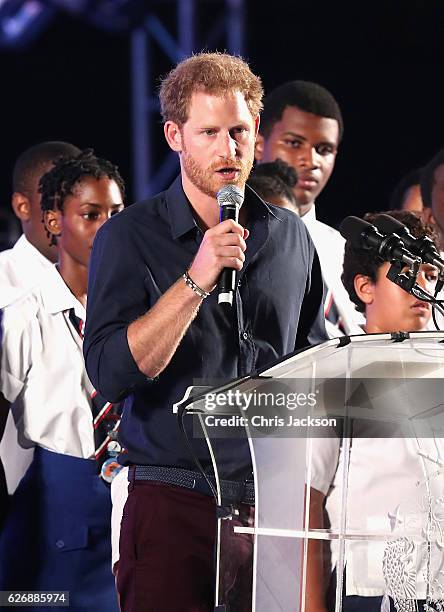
left=182, top=332, right=444, bottom=612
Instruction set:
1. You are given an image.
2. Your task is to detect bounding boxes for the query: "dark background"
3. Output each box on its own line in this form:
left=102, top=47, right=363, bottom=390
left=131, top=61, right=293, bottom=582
left=1, top=1, right=443, bottom=232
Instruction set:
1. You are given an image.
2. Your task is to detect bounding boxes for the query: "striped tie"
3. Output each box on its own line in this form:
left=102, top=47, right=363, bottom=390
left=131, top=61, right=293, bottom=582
left=68, top=308, right=123, bottom=464
left=324, top=288, right=346, bottom=335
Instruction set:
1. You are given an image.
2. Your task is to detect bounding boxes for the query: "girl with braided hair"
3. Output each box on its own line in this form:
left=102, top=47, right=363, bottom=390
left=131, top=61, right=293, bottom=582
left=0, top=149, right=124, bottom=610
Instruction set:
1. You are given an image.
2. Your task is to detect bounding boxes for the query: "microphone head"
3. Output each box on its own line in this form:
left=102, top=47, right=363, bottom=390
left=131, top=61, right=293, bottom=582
left=374, top=213, right=440, bottom=261
left=339, top=216, right=375, bottom=246
left=373, top=214, right=407, bottom=236
left=216, top=185, right=244, bottom=209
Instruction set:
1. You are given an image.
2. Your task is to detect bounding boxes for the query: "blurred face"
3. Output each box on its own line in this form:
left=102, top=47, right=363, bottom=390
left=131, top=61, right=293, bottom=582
left=257, top=106, right=338, bottom=213
left=178, top=90, right=258, bottom=198
left=45, top=176, right=123, bottom=268
left=12, top=163, right=58, bottom=262
left=431, top=164, right=444, bottom=236
left=360, top=261, right=438, bottom=333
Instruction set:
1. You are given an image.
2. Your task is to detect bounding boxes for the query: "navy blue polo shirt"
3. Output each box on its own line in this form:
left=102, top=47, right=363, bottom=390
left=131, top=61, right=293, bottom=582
left=84, top=176, right=327, bottom=480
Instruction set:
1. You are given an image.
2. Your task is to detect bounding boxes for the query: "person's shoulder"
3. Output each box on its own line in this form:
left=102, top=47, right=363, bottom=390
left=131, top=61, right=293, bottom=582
left=0, top=245, right=19, bottom=274
left=96, top=192, right=167, bottom=242
left=2, top=285, right=43, bottom=333
left=312, top=217, right=344, bottom=240
left=269, top=203, right=315, bottom=244
left=264, top=204, right=316, bottom=263
left=0, top=235, right=29, bottom=263
left=311, top=218, right=345, bottom=248
left=120, top=192, right=166, bottom=221
left=266, top=202, right=305, bottom=229
left=0, top=246, right=13, bottom=263
left=4, top=284, right=42, bottom=314
left=0, top=282, right=31, bottom=309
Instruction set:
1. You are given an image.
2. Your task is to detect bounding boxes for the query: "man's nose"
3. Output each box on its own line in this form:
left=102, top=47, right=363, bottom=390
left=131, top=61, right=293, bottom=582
left=217, top=132, right=237, bottom=159
left=417, top=272, right=427, bottom=289
left=299, top=146, right=321, bottom=168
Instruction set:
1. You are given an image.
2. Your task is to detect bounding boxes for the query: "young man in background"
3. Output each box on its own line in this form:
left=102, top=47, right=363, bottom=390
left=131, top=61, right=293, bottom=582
left=255, top=80, right=360, bottom=336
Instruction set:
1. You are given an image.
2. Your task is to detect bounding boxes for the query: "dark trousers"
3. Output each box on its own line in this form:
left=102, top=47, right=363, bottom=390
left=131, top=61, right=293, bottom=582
left=342, top=596, right=426, bottom=611
left=0, top=447, right=118, bottom=612
left=342, top=595, right=383, bottom=611
left=117, top=480, right=254, bottom=612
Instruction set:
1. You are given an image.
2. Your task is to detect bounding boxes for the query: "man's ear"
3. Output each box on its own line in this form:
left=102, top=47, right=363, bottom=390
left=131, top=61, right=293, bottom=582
left=354, top=274, right=374, bottom=307
left=254, top=115, right=260, bottom=139
left=164, top=121, right=183, bottom=153
left=255, top=132, right=264, bottom=162
left=11, top=192, right=31, bottom=222
left=43, top=209, right=62, bottom=241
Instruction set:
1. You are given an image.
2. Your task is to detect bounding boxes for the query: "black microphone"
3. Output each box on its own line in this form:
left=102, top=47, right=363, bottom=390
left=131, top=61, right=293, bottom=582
left=216, top=184, right=244, bottom=306
left=339, top=216, right=420, bottom=267
left=373, top=214, right=444, bottom=272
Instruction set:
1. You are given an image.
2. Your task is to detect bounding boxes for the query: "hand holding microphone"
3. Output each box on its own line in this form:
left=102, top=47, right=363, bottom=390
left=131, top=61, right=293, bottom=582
left=187, top=185, right=247, bottom=304
left=216, top=185, right=245, bottom=305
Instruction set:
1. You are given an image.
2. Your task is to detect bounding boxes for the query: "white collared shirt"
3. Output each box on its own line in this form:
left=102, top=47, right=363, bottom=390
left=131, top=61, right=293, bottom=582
left=0, top=235, right=55, bottom=307
left=1, top=235, right=60, bottom=492
left=311, top=435, right=444, bottom=597
left=1, top=270, right=96, bottom=459
left=301, top=206, right=364, bottom=336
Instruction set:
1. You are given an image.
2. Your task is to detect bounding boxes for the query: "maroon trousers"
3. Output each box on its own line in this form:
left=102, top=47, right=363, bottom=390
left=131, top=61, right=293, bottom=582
left=117, top=480, right=253, bottom=612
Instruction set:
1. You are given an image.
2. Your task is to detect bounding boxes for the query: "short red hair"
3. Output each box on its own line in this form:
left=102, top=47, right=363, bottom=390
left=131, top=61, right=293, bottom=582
left=159, top=51, right=263, bottom=126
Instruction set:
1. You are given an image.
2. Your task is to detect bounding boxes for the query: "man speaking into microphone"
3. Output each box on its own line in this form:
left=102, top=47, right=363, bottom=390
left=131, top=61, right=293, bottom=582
left=84, top=52, right=327, bottom=612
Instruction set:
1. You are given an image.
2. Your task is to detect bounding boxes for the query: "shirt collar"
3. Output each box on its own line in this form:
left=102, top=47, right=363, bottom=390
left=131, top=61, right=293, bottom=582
left=165, top=175, right=281, bottom=240
left=165, top=176, right=199, bottom=240
left=244, top=184, right=285, bottom=223
left=13, top=234, right=55, bottom=270
left=39, top=267, right=85, bottom=319
left=301, top=203, right=317, bottom=228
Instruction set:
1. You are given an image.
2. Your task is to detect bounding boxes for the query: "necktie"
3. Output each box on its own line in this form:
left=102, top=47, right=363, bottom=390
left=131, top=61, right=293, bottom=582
left=68, top=308, right=123, bottom=465
left=324, top=288, right=346, bottom=335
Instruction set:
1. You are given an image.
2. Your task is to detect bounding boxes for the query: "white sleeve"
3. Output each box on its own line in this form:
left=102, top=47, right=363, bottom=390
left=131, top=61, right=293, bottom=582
left=0, top=298, right=41, bottom=403
left=309, top=435, right=341, bottom=495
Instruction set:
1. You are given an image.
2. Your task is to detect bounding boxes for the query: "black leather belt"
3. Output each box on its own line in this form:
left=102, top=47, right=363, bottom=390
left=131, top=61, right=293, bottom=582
left=132, top=465, right=255, bottom=506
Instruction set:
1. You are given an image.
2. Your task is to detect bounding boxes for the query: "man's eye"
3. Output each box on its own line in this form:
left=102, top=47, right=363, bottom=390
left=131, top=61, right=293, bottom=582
left=283, top=139, right=300, bottom=148
left=426, top=271, right=439, bottom=282
left=317, top=144, right=335, bottom=155
left=83, top=212, right=99, bottom=220
left=203, top=129, right=215, bottom=136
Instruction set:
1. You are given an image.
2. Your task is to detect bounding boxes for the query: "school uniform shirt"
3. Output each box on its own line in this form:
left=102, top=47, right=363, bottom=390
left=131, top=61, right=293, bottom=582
left=0, top=234, right=55, bottom=300
left=310, top=435, right=444, bottom=598
left=301, top=205, right=364, bottom=336
left=0, top=269, right=96, bottom=459
left=0, top=235, right=59, bottom=493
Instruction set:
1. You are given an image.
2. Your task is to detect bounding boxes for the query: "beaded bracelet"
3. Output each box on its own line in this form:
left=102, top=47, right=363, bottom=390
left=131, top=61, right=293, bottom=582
left=183, top=270, right=210, bottom=299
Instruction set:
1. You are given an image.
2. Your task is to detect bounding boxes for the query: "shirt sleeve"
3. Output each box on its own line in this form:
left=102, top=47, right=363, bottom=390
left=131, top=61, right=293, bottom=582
left=0, top=298, right=39, bottom=404
left=84, top=215, right=153, bottom=403
left=295, top=233, right=329, bottom=349
left=310, top=436, right=341, bottom=495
